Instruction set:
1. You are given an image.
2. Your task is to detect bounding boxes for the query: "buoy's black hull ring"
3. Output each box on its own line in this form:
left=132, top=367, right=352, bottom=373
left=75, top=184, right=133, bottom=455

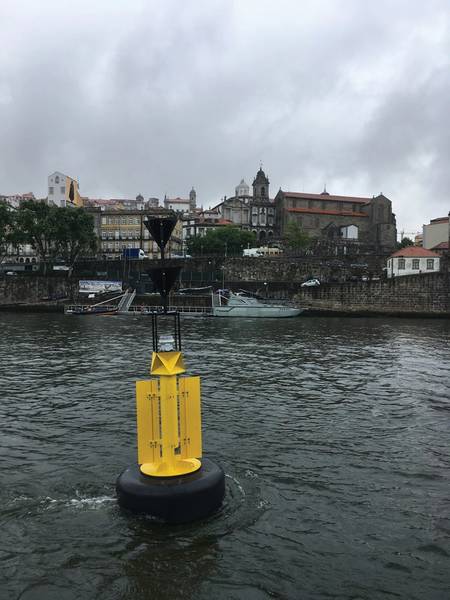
left=116, top=457, right=225, bottom=523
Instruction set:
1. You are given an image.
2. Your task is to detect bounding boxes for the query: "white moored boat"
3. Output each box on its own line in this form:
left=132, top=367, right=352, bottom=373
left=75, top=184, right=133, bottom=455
left=212, top=291, right=303, bottom=318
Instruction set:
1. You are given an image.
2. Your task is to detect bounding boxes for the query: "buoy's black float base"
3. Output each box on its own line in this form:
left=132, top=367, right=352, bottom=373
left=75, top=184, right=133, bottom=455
left=116, top=457, right=225, bottom=524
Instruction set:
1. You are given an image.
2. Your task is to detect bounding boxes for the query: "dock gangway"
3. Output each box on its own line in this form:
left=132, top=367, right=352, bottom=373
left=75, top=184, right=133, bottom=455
left=117, top=289, right=136, bottom=314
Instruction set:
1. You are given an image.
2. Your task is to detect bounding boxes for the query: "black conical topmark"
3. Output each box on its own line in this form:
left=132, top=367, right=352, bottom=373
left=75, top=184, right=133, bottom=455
left=144, top=216, right=178, bottom=252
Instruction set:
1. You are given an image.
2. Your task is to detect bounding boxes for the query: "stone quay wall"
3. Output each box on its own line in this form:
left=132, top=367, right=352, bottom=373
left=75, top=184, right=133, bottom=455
left=0, top=257, right=448, bottom=316
left=295, top=272, right=449, bottom=317
left=0, top=275, right=77, bottom=307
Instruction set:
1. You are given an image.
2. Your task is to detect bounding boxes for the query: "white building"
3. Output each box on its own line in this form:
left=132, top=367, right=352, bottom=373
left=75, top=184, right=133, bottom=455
left=422, top=216, right=449, bottom=249
left=164, top=188, right=197, bottom=214
left=387, top=246, right=440, bottom=278
left=48, top=171, right=82, bottom=207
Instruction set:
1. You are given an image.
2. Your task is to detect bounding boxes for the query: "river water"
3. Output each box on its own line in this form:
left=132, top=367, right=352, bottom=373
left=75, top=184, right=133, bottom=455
left=1, top=313, right=449, bottom=600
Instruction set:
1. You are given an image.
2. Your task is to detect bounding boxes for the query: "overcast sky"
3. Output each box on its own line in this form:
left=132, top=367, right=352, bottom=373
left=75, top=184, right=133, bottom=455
left=1, top=0, right=449, bottom=234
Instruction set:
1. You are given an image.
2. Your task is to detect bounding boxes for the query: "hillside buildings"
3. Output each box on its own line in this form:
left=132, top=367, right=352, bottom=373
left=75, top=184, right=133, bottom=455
left=0, top=192, right=36, bottom=209
left=86, top=207, right=183, bottom=259
left=164, top=188, right=197, bottom=213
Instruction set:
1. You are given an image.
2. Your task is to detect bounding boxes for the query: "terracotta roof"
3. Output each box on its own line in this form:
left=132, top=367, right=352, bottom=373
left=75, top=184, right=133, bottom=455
left=390, top=246, right=440, bottom=258
left=287, top=207, right=368, bottom=218
left=281, top=191, right=371, bottom=204
left=431, top=242, right=448, bottom=250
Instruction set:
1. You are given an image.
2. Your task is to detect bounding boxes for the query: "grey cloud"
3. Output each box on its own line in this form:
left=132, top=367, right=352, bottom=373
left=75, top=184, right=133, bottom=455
left=0, top=0, right=449, bottom=231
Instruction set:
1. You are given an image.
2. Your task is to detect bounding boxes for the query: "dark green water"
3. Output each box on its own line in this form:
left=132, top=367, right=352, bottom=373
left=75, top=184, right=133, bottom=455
left=1, top=313, right=449, bottom=600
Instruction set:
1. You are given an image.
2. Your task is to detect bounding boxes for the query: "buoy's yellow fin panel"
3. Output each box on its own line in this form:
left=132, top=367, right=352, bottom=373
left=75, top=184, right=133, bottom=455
left=136, top=379, right=161, bottom=465
left=179, top=376, right=202, bottom=459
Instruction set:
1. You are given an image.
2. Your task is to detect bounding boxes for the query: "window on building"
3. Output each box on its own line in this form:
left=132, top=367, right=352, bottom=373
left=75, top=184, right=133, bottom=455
left=412, top=259, right=420, bottom=269
left=55, top=175, right=59, bottom=184
left=101, top=232, right=106, bottom=239
left=60, top=187, right=65, bottom=194
left=49, top=187, right=54, bottom=194
left=340, top=225, right=358, bottom=239
left=427, top=259, right=434, bottom=270
left=261, top=187, right=265, bottom=196
left=101, top=217, right=106, bottom=224
left=398, top=259, right=405, bottom=270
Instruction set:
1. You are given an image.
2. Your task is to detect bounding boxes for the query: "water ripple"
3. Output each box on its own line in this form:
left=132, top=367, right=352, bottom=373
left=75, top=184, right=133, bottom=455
left=0, top=313, right=449, bottom=600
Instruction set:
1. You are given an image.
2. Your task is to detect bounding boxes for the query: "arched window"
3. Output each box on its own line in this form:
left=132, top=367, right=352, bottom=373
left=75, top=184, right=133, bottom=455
left=261, top=187, right=265, bottom=196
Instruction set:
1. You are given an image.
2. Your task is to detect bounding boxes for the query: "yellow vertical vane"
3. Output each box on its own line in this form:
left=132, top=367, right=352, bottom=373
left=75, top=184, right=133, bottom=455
left=135, top=350, right=202, bottom=477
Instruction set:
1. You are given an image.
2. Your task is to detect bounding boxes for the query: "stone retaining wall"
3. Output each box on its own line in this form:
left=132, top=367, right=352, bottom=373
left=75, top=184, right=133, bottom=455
left=1, top=261, right=448, bottom=317
left=295, top=272, right=449, bottom=316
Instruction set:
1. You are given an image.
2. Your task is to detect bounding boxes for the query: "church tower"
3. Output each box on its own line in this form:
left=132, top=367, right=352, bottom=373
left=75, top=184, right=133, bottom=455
left=252, top=166, right=270, bottom=200
left=189, top=187, right=197, bottom=211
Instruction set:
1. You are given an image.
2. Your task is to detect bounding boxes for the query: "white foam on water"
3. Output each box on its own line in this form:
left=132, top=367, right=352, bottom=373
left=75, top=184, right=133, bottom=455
left=66, top=495, right=116, bottom=509
left=225, top=473, right=246, bottom=497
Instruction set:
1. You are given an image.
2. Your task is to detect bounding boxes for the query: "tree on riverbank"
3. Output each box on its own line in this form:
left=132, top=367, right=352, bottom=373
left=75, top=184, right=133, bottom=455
left=15, top=201, right=96, bottom=266
left=15, top=201, right=58, bottom=263
left=186, top=226, right=256, bottom=256
left=0, top=202, right=15, bottom=263
left=53, top=208, right=97, bottom=264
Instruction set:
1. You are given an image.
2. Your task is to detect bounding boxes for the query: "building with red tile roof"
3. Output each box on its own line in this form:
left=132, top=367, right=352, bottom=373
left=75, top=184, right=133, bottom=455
left=387, top=246, right=440, bottom=278
left=275, top=188, right=397, bottom=252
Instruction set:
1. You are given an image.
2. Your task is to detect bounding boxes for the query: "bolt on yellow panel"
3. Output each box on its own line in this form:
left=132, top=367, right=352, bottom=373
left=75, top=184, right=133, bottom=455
left=136, top=379, right=161, bottom=465
left=178, top=376, right=202, bottom=460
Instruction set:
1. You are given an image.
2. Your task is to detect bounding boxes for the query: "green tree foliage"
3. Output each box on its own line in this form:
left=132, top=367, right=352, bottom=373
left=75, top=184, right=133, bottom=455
left=15, top=201, right=96, bottom=265
left=53, top=208, right=97, bottom=264
left=397, top=237, right=414, bottom=249
left=186, top=226, right=256, bottom=256
left=15, top=200, right=58, bottom=263
left=284, top=221, right=311, bottom=249
left=0, top=202, right=15, bottom=263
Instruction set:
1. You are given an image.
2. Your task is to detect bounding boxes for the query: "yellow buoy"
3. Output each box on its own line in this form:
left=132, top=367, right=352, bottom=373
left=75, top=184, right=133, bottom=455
left=136, top=349, right=202, bottom=477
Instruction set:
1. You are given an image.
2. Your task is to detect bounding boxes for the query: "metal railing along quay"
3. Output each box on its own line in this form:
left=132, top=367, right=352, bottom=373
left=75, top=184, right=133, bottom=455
left=65, top=304, right=212, bottom=316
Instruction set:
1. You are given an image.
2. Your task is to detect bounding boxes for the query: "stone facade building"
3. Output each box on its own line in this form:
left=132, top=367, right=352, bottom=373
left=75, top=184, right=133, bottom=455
left=214, top=167, right=276, bottom=242
left=85, top=207, right=183, bottom=259
left=275, top=189, right=397, bottom=253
